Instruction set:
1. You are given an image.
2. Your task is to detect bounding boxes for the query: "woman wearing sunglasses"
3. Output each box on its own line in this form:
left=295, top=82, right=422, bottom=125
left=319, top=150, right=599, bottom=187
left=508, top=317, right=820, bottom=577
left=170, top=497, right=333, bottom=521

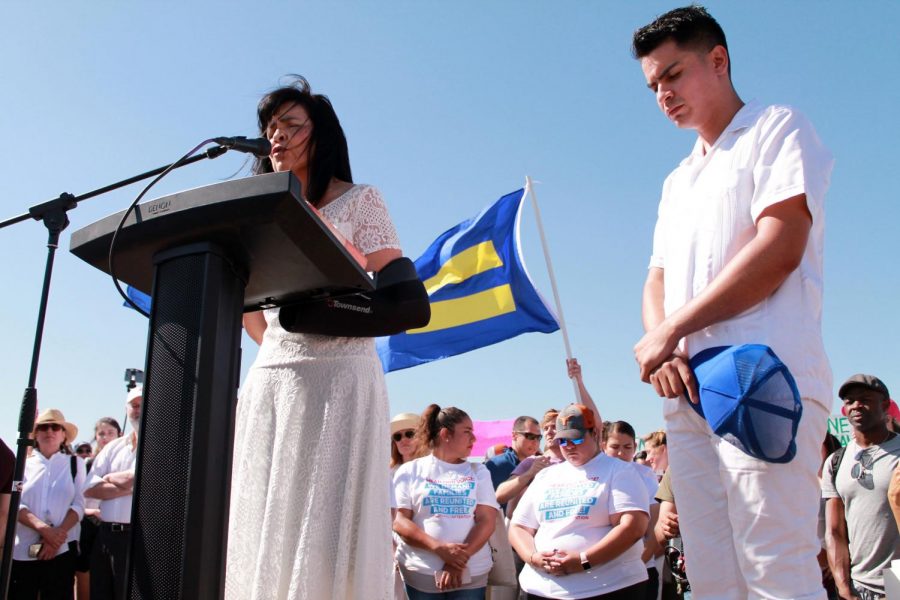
left=392, top=413, right=424, bottom=470
left=391, top=412, right=426, bottom=600
left=393, top=405, right=499, bottom=599
left=10, top=409, right=86, bottom=599
left=509, top=405, right=650, bottom=599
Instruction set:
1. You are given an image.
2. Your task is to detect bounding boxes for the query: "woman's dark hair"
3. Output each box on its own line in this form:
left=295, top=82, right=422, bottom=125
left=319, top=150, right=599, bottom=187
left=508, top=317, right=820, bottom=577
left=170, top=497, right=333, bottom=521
left=94, top=416, right=123, bottom=438
left=417, top=404, right=470, bottom=449
left=607, top=421, right=637, bottom=441
left=634, top=450, right=648, bottom=462
left=253, top=75, right=352, bottom=207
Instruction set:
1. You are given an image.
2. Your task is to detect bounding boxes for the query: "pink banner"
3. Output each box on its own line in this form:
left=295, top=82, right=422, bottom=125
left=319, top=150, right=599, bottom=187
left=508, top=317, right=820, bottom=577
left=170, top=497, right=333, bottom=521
left=471, top=419, right=514, bottom=458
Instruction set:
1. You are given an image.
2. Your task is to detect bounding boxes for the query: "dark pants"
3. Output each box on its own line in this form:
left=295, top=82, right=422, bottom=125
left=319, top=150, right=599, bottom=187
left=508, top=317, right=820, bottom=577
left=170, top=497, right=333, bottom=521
left=90, top=523, right=130, bottom=600
left=9, top=547, right=77, bottom=600
left=76, top=515, right=100, bottom=572
left=526, top=580, right=647, bottom=600
left=643, top=567, right=659, bottom=600
left=405, top=585, right=486, bottom=599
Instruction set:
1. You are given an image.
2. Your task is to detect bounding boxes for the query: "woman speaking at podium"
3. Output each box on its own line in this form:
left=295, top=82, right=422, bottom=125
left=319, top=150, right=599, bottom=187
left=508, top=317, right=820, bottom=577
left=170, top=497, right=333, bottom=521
left=226, top=76, right=402, bottom=600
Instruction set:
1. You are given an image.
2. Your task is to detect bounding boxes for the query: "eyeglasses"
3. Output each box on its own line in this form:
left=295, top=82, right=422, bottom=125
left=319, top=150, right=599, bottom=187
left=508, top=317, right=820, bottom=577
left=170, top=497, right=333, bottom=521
left=558, top=438, right=585, bottom=447
left=515, top=431, right=542, bottom=442
left=35, top=423, right=63, bottom=433
left=392, top=430, right=415, bottom=443
left=851, top=449, right=875, bottom=482
left=76, top=447, right=92, bottom=456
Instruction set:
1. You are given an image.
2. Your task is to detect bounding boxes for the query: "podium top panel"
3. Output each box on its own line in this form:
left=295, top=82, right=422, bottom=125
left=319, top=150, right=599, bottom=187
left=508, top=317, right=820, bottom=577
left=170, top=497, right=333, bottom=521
left=70, top=172, right=374, bottom=310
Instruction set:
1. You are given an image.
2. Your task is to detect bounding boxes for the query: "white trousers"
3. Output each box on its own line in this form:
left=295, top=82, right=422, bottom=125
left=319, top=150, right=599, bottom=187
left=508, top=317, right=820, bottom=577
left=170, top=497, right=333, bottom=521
left=664, top=396, right=828, bottom=600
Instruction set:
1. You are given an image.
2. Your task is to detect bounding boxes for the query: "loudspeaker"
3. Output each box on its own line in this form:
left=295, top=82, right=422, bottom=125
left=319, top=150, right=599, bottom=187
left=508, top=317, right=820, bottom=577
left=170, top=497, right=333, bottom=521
left=128, top=242, right=246, bottom=599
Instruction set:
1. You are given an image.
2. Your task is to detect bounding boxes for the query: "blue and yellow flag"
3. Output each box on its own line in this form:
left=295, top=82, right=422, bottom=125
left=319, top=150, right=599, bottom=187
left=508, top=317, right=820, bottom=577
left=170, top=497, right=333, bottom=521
left=125, top=285, right=152, bottom=314
left=376, top=188, right=559, bottom=372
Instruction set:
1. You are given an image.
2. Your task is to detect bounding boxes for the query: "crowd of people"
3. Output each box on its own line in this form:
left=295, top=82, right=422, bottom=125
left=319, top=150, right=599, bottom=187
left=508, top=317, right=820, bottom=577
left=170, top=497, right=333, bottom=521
left=0, top=387, right=140, bottom=599
left=2, top=366, right=899, bottom=600
left=387, top=367, right=900, bottom=600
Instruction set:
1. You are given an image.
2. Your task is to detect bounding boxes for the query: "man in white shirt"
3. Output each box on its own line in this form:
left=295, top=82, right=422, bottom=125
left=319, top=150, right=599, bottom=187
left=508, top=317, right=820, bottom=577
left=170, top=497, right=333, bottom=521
left=85, top=387, right=141, bottom=600
left=631, top=6, right=833, bottom=599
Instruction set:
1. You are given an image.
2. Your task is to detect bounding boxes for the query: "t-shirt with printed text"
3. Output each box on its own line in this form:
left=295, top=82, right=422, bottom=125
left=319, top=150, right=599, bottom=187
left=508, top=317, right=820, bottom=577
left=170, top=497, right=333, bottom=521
left=512, top=452, right=649, bottom=599
left=393, top=455, right=499, bottom=577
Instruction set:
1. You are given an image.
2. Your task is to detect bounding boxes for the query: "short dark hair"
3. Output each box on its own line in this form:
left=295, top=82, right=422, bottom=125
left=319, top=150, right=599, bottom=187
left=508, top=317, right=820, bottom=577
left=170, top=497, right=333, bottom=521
left=253, top=75, right=352, bottom=207
left=513, top=416, right=539, bottom=432
left=632, top=5, right=729, bottom=71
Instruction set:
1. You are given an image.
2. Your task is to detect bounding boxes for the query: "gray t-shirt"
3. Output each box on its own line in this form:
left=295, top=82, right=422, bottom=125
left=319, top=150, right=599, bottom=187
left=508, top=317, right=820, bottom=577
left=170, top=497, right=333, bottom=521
left=822, top=435, right=900, bottom=594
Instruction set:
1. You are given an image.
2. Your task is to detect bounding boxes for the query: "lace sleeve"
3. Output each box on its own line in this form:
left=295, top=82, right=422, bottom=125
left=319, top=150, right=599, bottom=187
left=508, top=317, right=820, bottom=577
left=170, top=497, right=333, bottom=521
left=350, top=185, right=401, bottom=255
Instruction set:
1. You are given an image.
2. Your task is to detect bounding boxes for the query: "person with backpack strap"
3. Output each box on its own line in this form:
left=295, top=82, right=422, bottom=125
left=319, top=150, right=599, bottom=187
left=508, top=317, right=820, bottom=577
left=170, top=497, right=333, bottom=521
left=9, top=409, right=86, bottom=599
left=823, top=375, right=900, bottom=600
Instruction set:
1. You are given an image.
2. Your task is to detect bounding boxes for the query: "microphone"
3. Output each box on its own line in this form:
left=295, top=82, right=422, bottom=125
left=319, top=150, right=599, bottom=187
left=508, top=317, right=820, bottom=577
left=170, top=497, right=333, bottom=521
left=213, top=136, right=271, bottom=157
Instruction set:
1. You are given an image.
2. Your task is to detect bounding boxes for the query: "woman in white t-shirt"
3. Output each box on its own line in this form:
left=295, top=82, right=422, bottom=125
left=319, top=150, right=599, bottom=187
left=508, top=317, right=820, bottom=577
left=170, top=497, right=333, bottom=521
left=510, top=405, right=649, bottom=600
left=603, top=421, right=661, bottom=600
left=393, top=405, right=499, bottom=599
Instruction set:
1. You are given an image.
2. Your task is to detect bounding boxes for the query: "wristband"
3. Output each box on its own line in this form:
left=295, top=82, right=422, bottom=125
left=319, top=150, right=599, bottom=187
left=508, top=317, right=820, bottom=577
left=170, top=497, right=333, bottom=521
left=579, top=551, right=591, bottom=571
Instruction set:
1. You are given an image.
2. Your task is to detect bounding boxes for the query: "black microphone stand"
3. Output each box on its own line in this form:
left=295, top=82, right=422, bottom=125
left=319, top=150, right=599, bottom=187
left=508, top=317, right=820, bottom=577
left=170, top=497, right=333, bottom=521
left=0, top=145, right=229, bottom=599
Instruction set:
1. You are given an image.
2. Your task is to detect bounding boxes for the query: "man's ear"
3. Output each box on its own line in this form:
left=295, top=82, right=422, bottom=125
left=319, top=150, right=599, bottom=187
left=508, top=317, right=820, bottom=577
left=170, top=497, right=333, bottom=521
left=709, top=44, right=730, bottom=76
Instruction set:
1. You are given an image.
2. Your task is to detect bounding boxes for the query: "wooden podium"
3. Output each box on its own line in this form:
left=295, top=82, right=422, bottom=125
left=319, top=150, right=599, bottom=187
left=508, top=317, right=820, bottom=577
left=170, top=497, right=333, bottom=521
left=70, top=172, right=374, bottom=599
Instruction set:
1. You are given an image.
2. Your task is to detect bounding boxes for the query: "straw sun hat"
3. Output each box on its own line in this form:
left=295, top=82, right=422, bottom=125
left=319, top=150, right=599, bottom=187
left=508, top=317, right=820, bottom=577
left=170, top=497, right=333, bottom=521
left=390, top=412, right=420, bottom=436
left=33, top=408, right=79, bottom=444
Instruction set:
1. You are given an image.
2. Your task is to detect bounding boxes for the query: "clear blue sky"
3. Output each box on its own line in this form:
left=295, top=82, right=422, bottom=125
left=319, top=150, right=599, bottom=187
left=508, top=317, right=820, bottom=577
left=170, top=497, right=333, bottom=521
left=1, top=2, right=897, bottom=447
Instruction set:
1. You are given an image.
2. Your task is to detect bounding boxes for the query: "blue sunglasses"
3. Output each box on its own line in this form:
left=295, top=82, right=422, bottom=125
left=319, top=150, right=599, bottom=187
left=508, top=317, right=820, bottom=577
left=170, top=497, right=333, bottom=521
left=558, top=438, right=585, bottom=447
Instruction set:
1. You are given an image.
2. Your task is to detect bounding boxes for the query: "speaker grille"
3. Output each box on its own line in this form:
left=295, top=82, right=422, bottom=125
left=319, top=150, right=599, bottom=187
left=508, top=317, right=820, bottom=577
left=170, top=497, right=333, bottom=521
left=130, top=253, right=204, bottom=599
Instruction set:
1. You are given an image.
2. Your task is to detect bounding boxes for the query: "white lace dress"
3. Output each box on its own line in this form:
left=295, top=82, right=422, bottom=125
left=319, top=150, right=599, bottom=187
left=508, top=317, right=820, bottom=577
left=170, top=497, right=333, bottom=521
left=225, top=185, right=400, bottom=600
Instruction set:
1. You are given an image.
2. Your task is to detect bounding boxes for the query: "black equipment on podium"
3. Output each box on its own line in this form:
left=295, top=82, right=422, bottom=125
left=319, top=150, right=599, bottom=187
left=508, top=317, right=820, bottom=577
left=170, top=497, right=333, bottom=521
left=280, top=256, right=429, bottom=336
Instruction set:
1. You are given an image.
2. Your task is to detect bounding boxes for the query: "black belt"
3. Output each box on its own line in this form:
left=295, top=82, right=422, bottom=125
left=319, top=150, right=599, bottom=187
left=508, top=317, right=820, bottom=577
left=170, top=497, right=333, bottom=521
left=101, top=522, right=131, bottom=533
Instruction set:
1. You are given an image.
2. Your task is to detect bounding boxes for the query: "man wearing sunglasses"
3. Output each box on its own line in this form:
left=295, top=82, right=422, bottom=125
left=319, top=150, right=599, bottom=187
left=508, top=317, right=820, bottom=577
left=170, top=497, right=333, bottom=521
left=823, top=374, right=900, bottom=600
left=484, top=416, right=542, bottom=504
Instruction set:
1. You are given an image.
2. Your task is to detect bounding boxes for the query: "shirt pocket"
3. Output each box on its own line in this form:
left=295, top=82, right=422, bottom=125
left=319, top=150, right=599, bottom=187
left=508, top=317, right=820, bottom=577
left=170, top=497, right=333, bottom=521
left=694, top=167, right=755, bottom=285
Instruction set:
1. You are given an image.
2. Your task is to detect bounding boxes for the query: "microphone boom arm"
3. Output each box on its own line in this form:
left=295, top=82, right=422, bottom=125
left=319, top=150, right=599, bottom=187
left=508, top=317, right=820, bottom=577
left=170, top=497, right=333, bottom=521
left=0, top=145, right=228, bottom=231
left=0, top=140, right=231, bottom=598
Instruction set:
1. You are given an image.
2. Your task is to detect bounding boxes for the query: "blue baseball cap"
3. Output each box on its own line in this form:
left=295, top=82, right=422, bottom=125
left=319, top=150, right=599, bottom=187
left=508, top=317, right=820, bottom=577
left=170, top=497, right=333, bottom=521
left=689, top=344, right=802, bottom=464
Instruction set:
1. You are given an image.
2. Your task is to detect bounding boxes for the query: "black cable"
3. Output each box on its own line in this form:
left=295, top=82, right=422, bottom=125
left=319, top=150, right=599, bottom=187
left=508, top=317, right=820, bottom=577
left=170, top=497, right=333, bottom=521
left=108, top=139, right=217, bottom=317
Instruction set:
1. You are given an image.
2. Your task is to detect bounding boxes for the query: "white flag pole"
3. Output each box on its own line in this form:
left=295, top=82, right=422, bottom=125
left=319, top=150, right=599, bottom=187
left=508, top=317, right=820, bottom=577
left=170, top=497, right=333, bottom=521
left=525, top=176, right=581, bottom=404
